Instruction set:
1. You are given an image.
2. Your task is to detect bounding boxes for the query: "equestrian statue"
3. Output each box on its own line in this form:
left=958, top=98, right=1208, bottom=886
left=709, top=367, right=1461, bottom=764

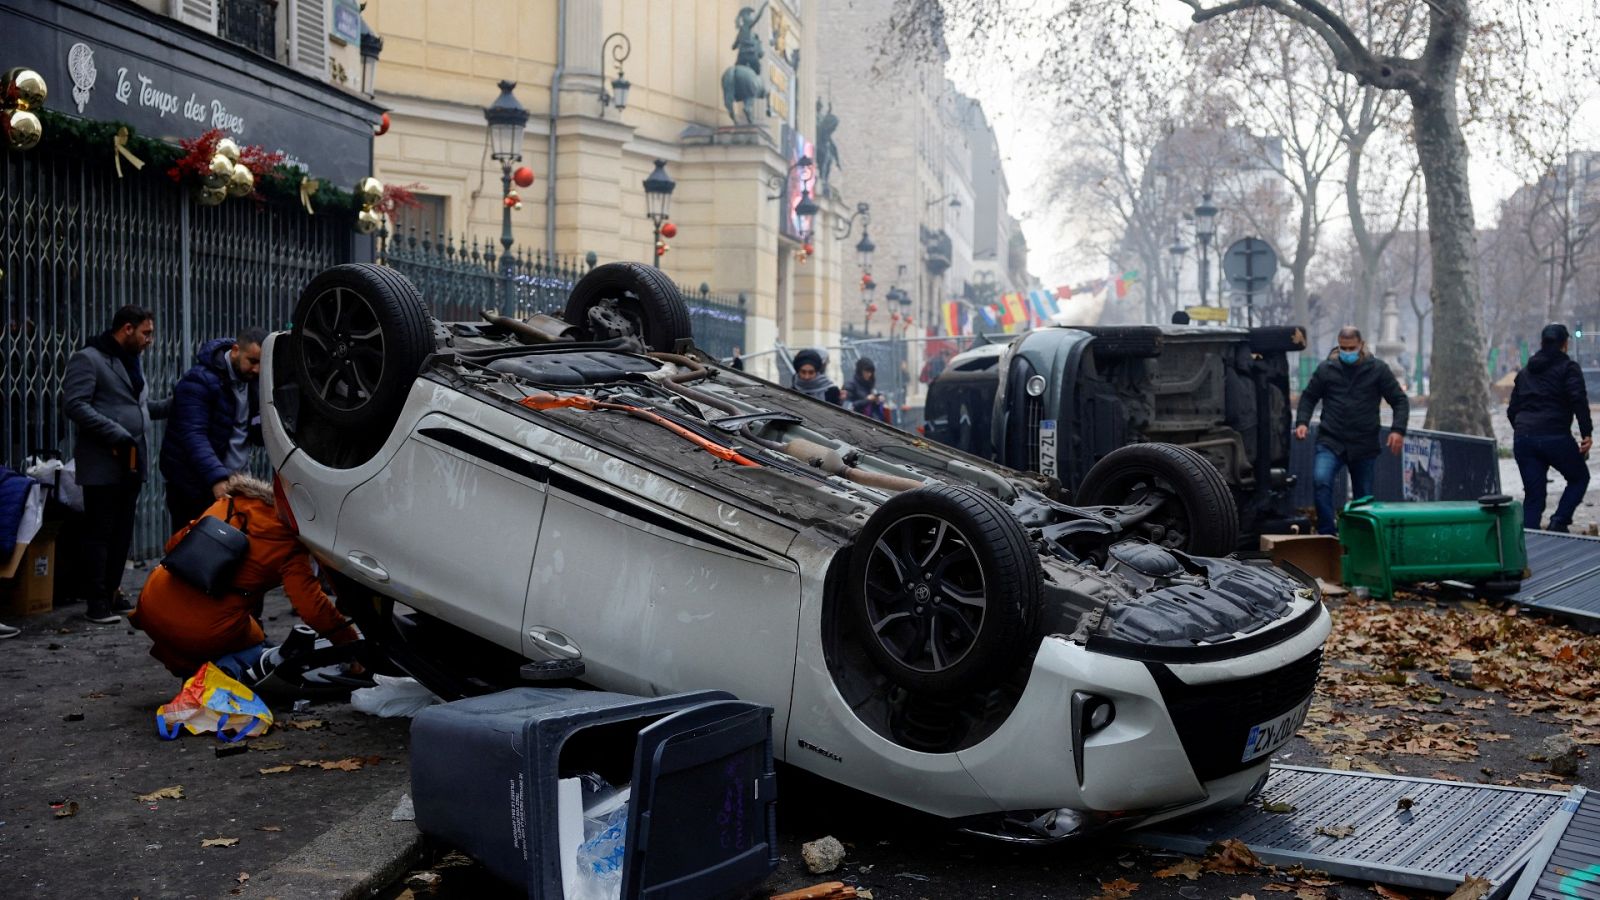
left=721, top=3, right=769, bottom=125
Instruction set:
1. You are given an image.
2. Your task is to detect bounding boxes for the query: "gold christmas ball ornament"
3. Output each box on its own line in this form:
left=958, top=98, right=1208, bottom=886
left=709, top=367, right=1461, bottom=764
left=3, top=68, right=47, bottom=111
left=197, top=185, right=228, bottom=206
left=355, top=208, right=384, bottom=234
left=204, top=153, right=233, bottom=188
left=3, top=109, right=41, bottom=151
left=356, top=177, right=383, bottom=209
left=214, top=137, right=241, bottom=163
left=226, top=164, right=255, bottom=198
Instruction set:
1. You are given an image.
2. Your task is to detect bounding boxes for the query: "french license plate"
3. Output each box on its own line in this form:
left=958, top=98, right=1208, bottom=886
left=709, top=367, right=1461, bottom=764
left=1241, top=696, right=1312, bottom=763
left=1039, top=419, right=1057, bottom=478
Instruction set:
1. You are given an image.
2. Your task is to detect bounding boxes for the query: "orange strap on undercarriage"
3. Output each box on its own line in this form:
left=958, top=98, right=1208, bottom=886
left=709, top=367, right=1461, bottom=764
left=518, top=393, right=759, bottom=467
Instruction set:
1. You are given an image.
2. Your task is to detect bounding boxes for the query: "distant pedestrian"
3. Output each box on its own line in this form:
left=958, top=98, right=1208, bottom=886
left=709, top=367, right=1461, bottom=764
left=790, top=348, right=842, bottom=405
left=62, top=305, right=169, bottom=624
left=159, top=328, right=265, bottom=535
left=843, top=357, right=891, bottom=422
left=1507, top=323, right=1592, bottom=532
left=1294, top=326, right=1408, bottom=535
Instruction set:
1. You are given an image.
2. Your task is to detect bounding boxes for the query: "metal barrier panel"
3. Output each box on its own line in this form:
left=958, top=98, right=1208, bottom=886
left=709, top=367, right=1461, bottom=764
left=2, top=149, right=349, bottom=560
left=1290, top=425, right=1502, bottom=512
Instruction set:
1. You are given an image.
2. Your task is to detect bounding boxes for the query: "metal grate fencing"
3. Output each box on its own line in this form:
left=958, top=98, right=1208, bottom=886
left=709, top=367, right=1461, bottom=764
left=2, top=148, right=349, bottom=560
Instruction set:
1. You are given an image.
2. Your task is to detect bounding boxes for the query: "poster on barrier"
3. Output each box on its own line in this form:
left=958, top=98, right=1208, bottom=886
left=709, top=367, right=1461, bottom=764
left=1403, top=434, right=1444, bottom=501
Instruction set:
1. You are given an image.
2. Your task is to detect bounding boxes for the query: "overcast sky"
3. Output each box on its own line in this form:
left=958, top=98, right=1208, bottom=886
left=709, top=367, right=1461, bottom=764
left=944, top=3, right=1600, bottom=289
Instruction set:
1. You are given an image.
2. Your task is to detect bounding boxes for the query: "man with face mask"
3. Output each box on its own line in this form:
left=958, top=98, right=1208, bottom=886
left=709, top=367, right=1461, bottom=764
left=1294, top=326, right=1409, bottom=534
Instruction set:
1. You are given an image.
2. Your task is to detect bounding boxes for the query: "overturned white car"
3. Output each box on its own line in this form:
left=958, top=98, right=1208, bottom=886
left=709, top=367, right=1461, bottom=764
left=262, top=262, right=1329, bottom=841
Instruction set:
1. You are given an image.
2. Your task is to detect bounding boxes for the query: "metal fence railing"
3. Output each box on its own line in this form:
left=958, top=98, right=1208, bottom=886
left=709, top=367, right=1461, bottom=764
left=376, top=225, right=748, bottom=361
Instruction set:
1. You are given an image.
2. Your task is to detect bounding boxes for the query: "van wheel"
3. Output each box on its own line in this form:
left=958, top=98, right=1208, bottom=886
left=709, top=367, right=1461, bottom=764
left=847, top=484, right=1041, bottom=696
left=1076, top=443, right=1240, bottom=556
left=563, top=262, right=692, bottom=352
left=291, top=264, right=433, bottom=432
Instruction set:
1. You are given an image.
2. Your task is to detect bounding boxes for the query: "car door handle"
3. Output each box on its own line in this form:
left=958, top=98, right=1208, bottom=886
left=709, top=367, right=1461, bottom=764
left=526, top=626, right=582, bottom=660
left=345, top=552, right=389, bottom=583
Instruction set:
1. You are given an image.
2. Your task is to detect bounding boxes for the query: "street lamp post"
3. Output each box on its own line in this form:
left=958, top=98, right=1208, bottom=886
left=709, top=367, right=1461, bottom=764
left=1168, top=225, right=1188, bottom=319
left=484, top=80, right=529, bottom=311
left=358, top=19, right=383, bottom=98
left=642, top=159, right=676, bottom=268
left=1194, top=191, right=1218, bottom=309
left=598, top=33, right=632, bottom=116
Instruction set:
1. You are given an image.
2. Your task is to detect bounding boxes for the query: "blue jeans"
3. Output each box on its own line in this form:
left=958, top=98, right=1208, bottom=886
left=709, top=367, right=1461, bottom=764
left=1514, top=433, right=1591, bottom=531
left=211, top=641, right=269, bottom=680
left=1313, top=445, right=1376, bottom=535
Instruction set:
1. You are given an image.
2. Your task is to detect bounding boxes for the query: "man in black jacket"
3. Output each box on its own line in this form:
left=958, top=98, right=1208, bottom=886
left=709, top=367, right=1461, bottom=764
left=1295, top=327, right=1409, bottom=534
left=1508, top=323, right=1592, bottom=532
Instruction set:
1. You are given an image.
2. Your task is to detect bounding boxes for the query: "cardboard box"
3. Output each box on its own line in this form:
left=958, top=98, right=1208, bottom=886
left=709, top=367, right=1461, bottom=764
left=1259, top=533, right=1342, bottom=585
left=1, top=538, right=56, bottom=617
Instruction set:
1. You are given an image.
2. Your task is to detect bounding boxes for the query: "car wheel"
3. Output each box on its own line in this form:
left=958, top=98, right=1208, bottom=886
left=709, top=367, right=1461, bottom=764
left=562, top=261, right=692, bottom=352
left=847, top=483, right=1041, bottom=696
left=1076, top=443, right=1240, bottom=556
left=291, top=264, right=433, bottom=431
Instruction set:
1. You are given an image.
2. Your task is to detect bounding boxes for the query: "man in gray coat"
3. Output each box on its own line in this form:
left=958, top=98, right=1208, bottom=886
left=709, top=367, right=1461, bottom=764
left=62, top=305, right=169, bottom=624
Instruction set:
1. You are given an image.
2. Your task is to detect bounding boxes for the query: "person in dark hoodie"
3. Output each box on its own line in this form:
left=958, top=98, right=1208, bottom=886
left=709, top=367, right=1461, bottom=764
left=843, top=357, right=891, bottom=422
left=62, top=305, right=170, bottom=624
left=159, top=327, right=265, bottom=536
left=1508, top=323, right=1592, bottom=532
left=1295, top=326, right=1409, bottom=535
left=790, top=348, right=842, bottom=405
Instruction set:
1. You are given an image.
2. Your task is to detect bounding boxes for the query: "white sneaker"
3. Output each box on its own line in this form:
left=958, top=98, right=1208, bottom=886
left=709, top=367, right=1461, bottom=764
left=0, top=622, right=20, bottom=639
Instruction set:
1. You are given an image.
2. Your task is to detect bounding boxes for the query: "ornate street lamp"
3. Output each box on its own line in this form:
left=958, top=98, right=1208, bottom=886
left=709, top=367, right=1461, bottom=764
left=598, top=32, right=632, bottom=116
left=794, top=189, right=819, bottom=240
left=855, top=228, right=876, bottom=273
left=643, top=159, right=676, bottom=268
left=484, top=80, right=529, bottom=308
left=1194, top=191, right=1218, bottom=308
left=359, top=19, right=383, bottom=98
left=1168, top=223, right=1189, bottom=316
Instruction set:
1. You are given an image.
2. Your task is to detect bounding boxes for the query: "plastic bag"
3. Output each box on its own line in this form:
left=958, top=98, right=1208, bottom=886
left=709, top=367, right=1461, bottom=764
left=156, top=662, right=274, bottom=741
left=572, top=802, right=630, bottom=900
left=25, top=457, right=82, bottom=512
left=350, top=674, right=441, bottom=718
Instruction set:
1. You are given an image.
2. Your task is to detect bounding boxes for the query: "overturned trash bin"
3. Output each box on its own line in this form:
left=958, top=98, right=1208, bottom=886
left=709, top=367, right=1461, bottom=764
left=411, top=687, right=778, bottom=899
left=1339, top=495, right=1527, bottom=599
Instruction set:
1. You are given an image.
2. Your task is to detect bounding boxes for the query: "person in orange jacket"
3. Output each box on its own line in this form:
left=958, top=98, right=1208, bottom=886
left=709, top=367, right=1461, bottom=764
left=130, top=474, right=359, bottom=678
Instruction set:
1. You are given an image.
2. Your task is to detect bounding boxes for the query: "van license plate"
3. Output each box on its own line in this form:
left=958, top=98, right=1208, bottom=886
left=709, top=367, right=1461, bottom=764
left=1039, top=420, right=1057, bottom=478
left=1241, top=696, right=1311, bottom=763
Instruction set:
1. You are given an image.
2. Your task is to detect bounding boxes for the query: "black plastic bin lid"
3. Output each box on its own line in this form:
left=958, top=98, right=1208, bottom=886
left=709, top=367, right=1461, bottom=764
left=619, top=700, right=778, bottom=900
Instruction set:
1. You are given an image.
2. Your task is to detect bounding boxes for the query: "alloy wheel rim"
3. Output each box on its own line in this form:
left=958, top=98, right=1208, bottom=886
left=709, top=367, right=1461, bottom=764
left=301, top=286, right=386, bottom=411
left=862, top=513, right=988, bottom=674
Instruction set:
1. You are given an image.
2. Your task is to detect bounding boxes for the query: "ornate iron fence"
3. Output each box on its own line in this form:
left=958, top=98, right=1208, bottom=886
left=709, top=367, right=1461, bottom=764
left=2, top=148, right=349, bottom=561
left=376, top=224, right=748, bottom=360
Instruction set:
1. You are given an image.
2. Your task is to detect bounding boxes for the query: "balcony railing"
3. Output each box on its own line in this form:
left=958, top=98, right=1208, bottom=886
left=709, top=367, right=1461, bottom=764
left=219, top=0, right=278, bottom=58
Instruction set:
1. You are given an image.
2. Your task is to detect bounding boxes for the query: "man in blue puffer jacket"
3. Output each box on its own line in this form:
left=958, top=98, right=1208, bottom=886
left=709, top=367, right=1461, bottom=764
left=158, top=328, right=265, bottom=535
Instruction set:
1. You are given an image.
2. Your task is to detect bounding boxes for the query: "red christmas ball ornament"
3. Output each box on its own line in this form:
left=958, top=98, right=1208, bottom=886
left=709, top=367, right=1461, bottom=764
left=503, top=194, right=518, bottom=208
left=803, top=242, right=814, bottom=256
left=867, top=303, right=879, bottom=314
left=375, top=111, right=391, bottom=136
left=656, top=241, right=669, bottom=256
left=513, top=166, right=535, bottom=188
left=660, top=221, right=678, bottom=239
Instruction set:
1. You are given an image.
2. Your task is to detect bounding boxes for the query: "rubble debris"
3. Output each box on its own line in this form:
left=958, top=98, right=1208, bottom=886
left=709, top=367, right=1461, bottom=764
left=801, top=836, right=846, bottom=874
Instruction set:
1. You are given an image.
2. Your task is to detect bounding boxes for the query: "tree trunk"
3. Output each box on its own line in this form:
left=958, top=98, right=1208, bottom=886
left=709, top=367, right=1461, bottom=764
left=1291, top=179, right=1315, bottom=331
left=1347, top=141, right=1377, bottom=337
left=1412, top=80, right=1492, bottom=435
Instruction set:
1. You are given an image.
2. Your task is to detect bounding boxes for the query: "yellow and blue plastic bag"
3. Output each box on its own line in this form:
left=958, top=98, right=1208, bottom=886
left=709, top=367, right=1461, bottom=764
left=156, top=662, right=274, bottom=742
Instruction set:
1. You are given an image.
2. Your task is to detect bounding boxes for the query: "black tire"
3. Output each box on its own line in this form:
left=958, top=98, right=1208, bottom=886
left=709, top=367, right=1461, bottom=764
left=847, top=483, right=1041, bottom=696
left=1075, top=443, right=1240, bottom=556
left=1081, top=326, right=1162, bottom=359
left=1248, top=325, right=1308, bottom=353
left=562, top=261, right=692, bottom=352
left=291, top=264, right=433, bottom=432
left=1478, top=494, right=1514, bottom=508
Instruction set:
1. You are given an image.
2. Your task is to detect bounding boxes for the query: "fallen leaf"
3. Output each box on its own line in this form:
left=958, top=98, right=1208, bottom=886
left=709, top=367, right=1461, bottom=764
left=248, top=737, right=287, bottom=752
left=1446, top=876, right=1493, bottom=900
left=280, top=719, right=324, bottom=731
left=1262, top=800, right=1296, bottom=814
left=1230, top=895, right=1257, bottom=900
left=255, top=824, right=283, bottom=832
left=1373, top=886, right=1415, bottom=899
left=1294, top=889, right=1327, bottom=900
left=258, top=765, right=294, bottom=775
left=137, top=785, right=184, bottom=803
left=1202, top=839, right=1262, bottom=874
left=1262, top=885, right=1295, bottom=893
left=1154, top=859, right=1203, bottom=880
left=1093, top=877, right=1139, bottom=898
left=1314, top=824, right=1356, bottom=839
left=53, top=801, right=79, bottom=818
left=201, top=837, right=240, bottom=848
left=236, top=872, right=250, bottom=885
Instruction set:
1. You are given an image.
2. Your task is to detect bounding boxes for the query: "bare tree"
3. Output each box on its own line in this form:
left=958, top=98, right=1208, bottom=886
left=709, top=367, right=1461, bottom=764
left=892, top=0, right=1600, bottom=436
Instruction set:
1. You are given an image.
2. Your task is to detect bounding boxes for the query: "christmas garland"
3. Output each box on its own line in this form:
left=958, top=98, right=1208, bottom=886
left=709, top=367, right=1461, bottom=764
left=32, top=109, right=417, bottom=217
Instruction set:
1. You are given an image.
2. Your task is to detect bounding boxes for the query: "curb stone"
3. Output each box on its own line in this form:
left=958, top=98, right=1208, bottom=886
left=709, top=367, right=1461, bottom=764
left=240, top=787, right=424, bottom=899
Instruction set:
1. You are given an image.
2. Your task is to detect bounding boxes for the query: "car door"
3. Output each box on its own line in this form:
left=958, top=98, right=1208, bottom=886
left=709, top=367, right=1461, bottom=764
left=334, top=409, right=549, bottom=653
left=526, top=463, right=802, bottom=729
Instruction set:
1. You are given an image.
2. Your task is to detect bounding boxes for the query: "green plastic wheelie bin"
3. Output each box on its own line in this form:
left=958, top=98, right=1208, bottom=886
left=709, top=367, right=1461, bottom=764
left=1338, top=494, right=1527, bottom=599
